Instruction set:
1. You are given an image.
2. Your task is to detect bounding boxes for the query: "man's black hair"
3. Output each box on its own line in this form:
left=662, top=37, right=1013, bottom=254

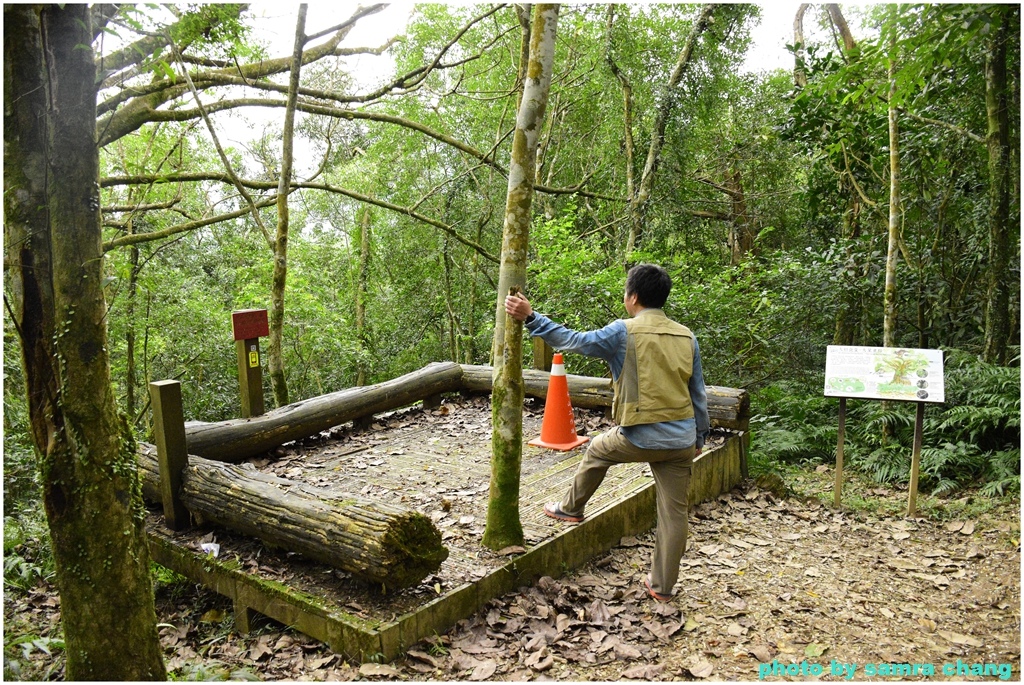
left=625, top=263, right=671, bottom=309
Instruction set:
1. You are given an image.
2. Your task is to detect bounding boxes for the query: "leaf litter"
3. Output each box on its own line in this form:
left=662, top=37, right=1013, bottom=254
left=4, top=398, right=1019, bottom=681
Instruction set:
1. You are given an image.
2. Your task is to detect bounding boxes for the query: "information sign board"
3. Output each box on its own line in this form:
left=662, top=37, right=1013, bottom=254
left=824, top=346, right=944, bottom=403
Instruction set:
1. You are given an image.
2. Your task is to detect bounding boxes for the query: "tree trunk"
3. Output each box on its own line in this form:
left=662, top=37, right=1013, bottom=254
left=625, top=4, right=715, bottom=260
left=3, top=5, right=165, bottom=679
left=883, top=26, right=902, bottom=348
left=356, top=206, right=372, bottom=385
left=825, top=4, right=858, bottom=53
left=126, top=238, right=141, bottom=417
left=185, top=362, right=464, bottom=462
left=793, top=4, right=810, bottom=87
left=269, top=5, right=308, bottom=407
left=485, top=4, right=560, bottom=552
left=983, top=5, right=1012, bottom=364
left=136, top=447, right=447, bottom=589
left=726, top=166, right=753, bottom=265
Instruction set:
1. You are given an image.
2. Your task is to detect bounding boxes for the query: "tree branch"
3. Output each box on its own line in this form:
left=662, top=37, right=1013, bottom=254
left=169, top=34, right=275, bottom=250
left=899, top=108, right=985, bottom=144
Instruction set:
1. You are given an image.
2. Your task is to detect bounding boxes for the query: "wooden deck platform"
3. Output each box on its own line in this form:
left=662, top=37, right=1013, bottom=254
left=146, top=394, right=747, bottom=662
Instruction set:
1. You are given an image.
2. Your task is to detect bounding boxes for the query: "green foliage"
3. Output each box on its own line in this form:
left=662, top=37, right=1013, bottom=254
left=752, top=350, right=1020, bottom=498
left=3, top=509, right=55, bottom=592
left=3, top=633, right=65, bottom=681
left=167, top=660, right=261, bottom=681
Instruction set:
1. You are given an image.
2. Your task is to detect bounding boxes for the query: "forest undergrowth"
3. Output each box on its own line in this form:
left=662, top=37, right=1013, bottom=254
left=4, top=466, right=1018, bottom=681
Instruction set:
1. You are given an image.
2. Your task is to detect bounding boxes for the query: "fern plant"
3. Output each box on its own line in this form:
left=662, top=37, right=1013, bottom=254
left=750, top=349, right=1020, bottom=497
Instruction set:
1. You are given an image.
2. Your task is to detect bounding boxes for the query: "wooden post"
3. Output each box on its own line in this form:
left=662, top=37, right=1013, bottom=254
left=150, top=380, right=189, bottom=530
left=533, top=338, right=554, bottom=372
left=907, top=402, right=925, bottom=516
left=233, top=599, right=258, bottom=634
left=235, top=338, right=265, bottom=418
left=833, top=397, right=846, bottom=508
left=232, top=309, right=269, bottom=418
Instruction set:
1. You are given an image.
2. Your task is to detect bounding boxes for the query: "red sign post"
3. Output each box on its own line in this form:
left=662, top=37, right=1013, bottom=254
left=232, top=309, right=269, bottom=418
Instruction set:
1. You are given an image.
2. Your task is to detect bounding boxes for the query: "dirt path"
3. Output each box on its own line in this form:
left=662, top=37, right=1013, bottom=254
left=5, top=470, right=1018, bottom=681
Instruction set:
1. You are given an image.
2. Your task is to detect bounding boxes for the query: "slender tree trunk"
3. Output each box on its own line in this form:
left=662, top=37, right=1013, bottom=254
left=126, top=236, right=141, bottom=417
left=466, top=216, right=484, bottom=364
left=491, top=5, right=537, bottom=364
left=3, top=5, right=165, bottom=679
left=983, top=5, right=1011, bottom=364
left=442, top=235, right=461, bottom=362
left=606, top=4, right=637, bottom=255
left=484, top=4, right=559, bottom=552
left=793, top=4, right=810, bottom=87
left=883, top=27, right=902, bottom=348
left=269, top=5, right=308, bottom=406
left=625, top=4, right=715, bottom=260
left=825, top=4, right=858, bottom=53
left=726, top=163, right=753, bottom=265
left=356, top=206, right=371, bottom=385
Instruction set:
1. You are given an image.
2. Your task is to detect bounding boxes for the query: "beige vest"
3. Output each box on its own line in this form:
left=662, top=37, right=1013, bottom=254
left=612, top=309, right=695, bottom=427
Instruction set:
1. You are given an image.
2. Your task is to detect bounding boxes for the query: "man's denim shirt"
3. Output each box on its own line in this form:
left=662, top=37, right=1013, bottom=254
left=525, top=309, right=710, bottom=450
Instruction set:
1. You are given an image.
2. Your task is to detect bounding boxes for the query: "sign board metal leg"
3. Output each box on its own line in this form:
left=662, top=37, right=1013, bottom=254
left=907, top=402, right=925, bottom=516
left=834, top=397, right=846, bottom=508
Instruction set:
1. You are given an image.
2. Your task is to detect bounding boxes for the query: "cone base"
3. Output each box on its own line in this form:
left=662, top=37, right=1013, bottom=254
left=528, top=435, right=590, bottom=451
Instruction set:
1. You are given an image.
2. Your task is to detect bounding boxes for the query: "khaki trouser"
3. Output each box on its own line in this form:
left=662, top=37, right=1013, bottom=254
left=559, top=427, right=694, bottom=597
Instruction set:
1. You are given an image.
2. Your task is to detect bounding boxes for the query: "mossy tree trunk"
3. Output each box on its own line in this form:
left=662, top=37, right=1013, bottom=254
left=483, top=4, right=560, bottom=551
left=982, top=5, right=1013, bottom=365
left=3, top=5, right=165, bottom=679
left=356, top=206, right=372, bottom=385
left=883, top=20, right=902, bottom=348
left=269, top=5, right=308, bottom=407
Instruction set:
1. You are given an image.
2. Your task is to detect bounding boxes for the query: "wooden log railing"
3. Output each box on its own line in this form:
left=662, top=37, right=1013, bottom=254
left=138, top=444, right=447, bottom=589
left=184, top=361, right=465, bottom=463
left=458, top=365, right=750, bottom=431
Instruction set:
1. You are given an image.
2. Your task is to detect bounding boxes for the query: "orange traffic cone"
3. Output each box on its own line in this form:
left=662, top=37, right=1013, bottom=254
left=529, top=353, right=590, bottom=451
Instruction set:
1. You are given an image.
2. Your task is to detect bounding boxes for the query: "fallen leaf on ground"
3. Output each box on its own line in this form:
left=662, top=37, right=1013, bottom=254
left=497, top=545, right=526, bottom=556
left=469, top=659, right=497, bottom=680
left=614, top=642, right=643, bottom=659
left=358, top=663, right=399, bottom=678
left=938, top=630, right=983, bottom=647
left=689, top=660, right=715, bottom=678
left=622, top=663, right=665, bottom=679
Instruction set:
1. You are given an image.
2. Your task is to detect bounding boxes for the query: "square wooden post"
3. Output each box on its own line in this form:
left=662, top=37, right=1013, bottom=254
left=833, top=397, right=846, bottom=508
left=533, top=338, right=553, bottom=372
left=235, top=338, right=265, bottom=418
left=232, top=309, right=269, bottom=418
left=150, top=380, right=190, bottom=530
left=907, top=402, right=925, bottom=516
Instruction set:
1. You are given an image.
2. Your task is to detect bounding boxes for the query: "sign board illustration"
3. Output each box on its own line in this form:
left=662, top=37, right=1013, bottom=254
left=824, top=346, right=944, bottom=403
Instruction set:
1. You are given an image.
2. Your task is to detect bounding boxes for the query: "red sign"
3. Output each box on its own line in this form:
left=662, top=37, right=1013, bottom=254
left=232, top=309, right=269, bottom=341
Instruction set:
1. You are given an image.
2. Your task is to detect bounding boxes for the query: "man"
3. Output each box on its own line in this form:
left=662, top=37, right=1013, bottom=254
left=504, top=264, right=709, bottom=602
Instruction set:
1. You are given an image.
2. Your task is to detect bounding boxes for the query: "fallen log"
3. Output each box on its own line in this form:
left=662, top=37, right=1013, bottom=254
left=185, top=361, right=465, bottom=463
left=458, top=364, right=750, bottom=431
left=137, top=444, right=447, bottom=589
